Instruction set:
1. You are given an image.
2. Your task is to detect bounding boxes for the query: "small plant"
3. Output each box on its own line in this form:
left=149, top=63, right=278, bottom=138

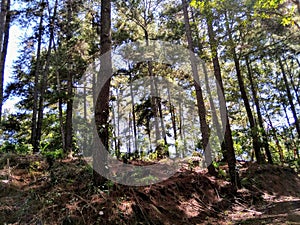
left=192, top=151, right=201, bottom=157
left=29, top=161, right=40, bottom=172
left=148, top=151, right=158, bottom=160
left=41, top=148, right=64, bottom=160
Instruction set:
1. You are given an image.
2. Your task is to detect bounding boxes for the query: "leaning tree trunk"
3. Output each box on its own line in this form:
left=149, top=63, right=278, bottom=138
left=93, top=0, right=112, bottom=186
left=182, top=0, right=216, bottom=176
left=245, top=57, right=273, bottom=164
left=278, top=56, right=300, bottom=138
left=36, top=0, right=58, bottom=149
left=284, top=58, right=300, bottom=107
left=262, top=101, right=285, bottom=163
left=191, top=9, right=227, bottom=161
left=205, top=10, right=240, bottom=190
left=0, top=0, right=10, bottom=123
left=224, top=14, right=263, bottom=164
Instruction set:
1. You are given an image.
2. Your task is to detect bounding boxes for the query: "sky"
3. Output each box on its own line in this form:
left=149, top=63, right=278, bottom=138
left=3, top=25, right=20, bottom=113
left=3, top=0, right=24, bottom=114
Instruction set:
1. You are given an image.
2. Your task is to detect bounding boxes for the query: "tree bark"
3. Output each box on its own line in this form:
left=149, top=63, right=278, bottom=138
left=205, top=9, right=240, bottom=190
left=284, top=59, right=300, bottom=106
left=190, top=8, right=227, bottom=161
left=224, top=13, right=263, bottom=164
left=167, top=80, right=178, bottom=156
left=245, top=57, right=273, bottom=164
left=65, top=0, right=73, bottom=154
left=93, top=0, right=112, bottom=186
left=52, top=37, right=66, bottom=152
left=182, top=0, right=216, bottom=176
left=36, top=0, right=58, bottom=149
left=262, top=101, right=284, bottom=163
left=278, top=57, right=300, bottom=138
left=129, top=71, right=138, bottom=154
left=31, top=1, right=45, bottom=153
left=0, top=0, right=10, bottom=123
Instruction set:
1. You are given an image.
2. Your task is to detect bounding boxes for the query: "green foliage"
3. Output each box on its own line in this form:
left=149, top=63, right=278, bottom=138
left=41, top=148, right=64, bottom=160
left=154, top=141, right=170, bottom=159
left=212, top=161, right=227, bottom=178
left=29, top=161, right=41, bottom=172
left=15, top=143, right=33, bottom=154
left=148, top=151, right=158, bottom=160
left=0, top=141, right=16, bottom=153
left=288, top=158, right=300, bottom=172
left=0, top=142, right=33, bottom=154
left=192, top=151, right=201, bottom=157
left=1, top=0, right=299, bottom=182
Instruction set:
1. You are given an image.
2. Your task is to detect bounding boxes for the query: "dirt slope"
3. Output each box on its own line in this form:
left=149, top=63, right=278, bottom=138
left=0, top=154, right=299, bottom=225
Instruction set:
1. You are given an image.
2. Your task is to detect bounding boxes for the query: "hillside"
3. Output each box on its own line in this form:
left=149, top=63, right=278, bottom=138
left=0, top=154, right=299, bottom=225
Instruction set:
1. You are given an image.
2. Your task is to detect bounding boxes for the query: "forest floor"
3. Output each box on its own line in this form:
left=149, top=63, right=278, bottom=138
left=0, top=153, right=299, bottom=225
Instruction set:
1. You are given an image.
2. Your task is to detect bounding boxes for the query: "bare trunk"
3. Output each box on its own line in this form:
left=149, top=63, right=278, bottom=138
left=278, top=57, right=300, bottom=138
left=245, top=57, right=272, bottom=164
left=205, top=11, right=240, bottom=190
left=182, top=0, right=216, bottom=176
left=156, top=83, right=167, bottom=145
left=65, top=0, right=73, bottom=154
left=31, top=1, right=45, bottom=153
left=52, top=39, right=66, bottom=152
left=93, top=0, right=111, bottom=186
left=284, top=59, right=300, bottom=106
left=225, top=14, right=263, bottom=164
left=191, top=8, right=226, bottom=161
left=148, top=61, right=161, bottom=143
left=167, top=81, right=178, bottom=156
left=36, top=0, right=58, bottom=148
left=129, top=71, right=138, bottom=153
left=0, top=0, right=10, bottom=123
left=262, top=101, right=284, bottom=163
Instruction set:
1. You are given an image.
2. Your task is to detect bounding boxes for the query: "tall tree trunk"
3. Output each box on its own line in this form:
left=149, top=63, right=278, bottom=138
left=245, top=57, right=273, bottom=164
left=65, top=0, right=74, bottom=154
left=167, top=81, right=178, bottom=156
left=178, top=102, right=186, bottom=157
left=191, top=9, right=227, bottom=161
left=129, top=71, right=138, bottom=154
left=52, top=38, right=66, bottom=152
left=278, top=57, right=300, bottom=138
left=156, top=83, right=167, bottom=145
left=116, top=88, right=121, bottom=158
left=128, top=112, right=132, bottom=154
left=149, top=71, right=161, bottom=143
left=182, top=0, right=216, bottom=176
left=142, top=28, right=162, bottom=144
left=36, top=0, right=58, bottom=148
left=0, top=0, right=10, bottom=123
left=262, top=101, right=284, bottom=163
left=224, top=14, right=263, bottom=164
left=31, top=1, right=45, bottom=153
left=284, top=59, right=300, bottom=106
left=205, top=10, right=240, bottom=190
left=93, top=0, right=112, bottom=186
left=0, top=0, right=7, bottom=49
